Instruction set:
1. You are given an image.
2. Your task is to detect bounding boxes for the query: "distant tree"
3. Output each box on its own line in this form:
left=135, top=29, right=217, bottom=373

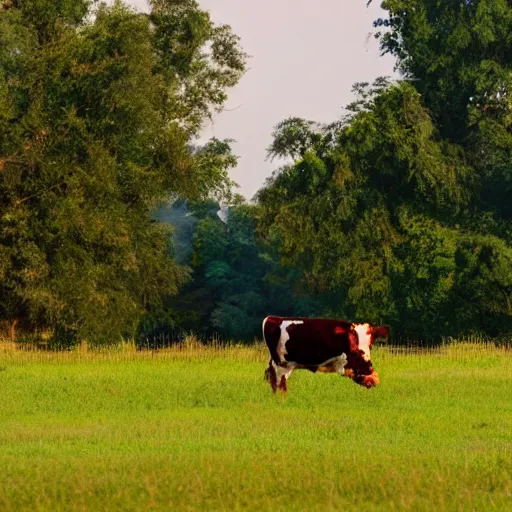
left=146, top=197, right=304, bottom=342
left=0, top=0, right=246, bottom=344
left=168, top=200, right=269, bottom=340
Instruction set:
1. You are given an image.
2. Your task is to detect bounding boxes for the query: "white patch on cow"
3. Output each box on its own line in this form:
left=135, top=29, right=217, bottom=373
left=354, top=323, right=372, bottom=361
left=277, top=320, right=304, bottom=362
left=272, top=359, right=295, bottom=382
left=332, top=353, right=348, bottom=374
left=318, top=354, right=348, bottom=375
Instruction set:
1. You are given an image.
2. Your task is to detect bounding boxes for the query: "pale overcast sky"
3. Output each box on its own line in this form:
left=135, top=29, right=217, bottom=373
left=126, top=0, right=397, bottom=199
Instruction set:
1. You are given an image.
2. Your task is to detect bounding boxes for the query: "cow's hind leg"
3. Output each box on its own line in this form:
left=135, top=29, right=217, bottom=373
left=265, top=359, right=278, bottom=393
left=274, top=361, right=294, bottom=393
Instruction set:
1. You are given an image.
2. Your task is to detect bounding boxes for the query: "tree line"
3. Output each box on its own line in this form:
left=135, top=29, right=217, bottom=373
left=1, top=0, right=511, bottom=345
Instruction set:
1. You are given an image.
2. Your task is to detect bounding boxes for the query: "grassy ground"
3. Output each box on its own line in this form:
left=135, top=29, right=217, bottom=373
left=0, top=341, right=511, bottom=511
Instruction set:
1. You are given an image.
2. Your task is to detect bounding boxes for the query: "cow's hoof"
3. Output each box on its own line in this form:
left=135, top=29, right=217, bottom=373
left=344, top=368, right=355, bottom=379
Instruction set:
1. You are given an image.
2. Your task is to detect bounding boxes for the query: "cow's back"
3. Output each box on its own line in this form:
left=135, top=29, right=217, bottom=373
left=283, top=318, right=346, bottom=364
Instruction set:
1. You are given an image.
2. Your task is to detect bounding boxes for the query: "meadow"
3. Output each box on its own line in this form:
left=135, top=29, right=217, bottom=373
left=0, top=340, right=511, bottom=511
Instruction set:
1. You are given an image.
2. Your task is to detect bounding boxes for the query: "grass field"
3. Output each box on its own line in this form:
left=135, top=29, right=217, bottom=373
left=0, top=341, right=511, bottom=511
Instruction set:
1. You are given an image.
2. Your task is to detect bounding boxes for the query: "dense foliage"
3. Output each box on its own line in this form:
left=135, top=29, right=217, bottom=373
left=2, top=0, right=512, bottom=344
left=142, top=198, right=306, bottom=342
left=255, top=1, right=512, bottom=340
left=0, top=0, right=245, bottom=344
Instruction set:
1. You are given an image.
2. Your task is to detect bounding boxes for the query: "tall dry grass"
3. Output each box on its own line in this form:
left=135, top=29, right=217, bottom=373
left=0, top=335, right=268, bottom=366
left=1, top=335, right=509, bottom=370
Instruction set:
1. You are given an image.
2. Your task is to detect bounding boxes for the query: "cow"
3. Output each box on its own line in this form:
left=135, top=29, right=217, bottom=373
left=262, top=316, right=390, bottom=392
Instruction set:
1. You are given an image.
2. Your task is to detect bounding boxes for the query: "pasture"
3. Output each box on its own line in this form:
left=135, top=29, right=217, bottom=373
left=0, top=341, right=511, bottom=511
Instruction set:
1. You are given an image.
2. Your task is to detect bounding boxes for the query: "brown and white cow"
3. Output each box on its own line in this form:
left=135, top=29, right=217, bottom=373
left=263, top=316, right=389, bottom=392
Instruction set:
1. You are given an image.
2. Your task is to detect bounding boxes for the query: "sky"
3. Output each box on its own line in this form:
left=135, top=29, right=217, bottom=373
left=127, top=0, right=397, bottom=199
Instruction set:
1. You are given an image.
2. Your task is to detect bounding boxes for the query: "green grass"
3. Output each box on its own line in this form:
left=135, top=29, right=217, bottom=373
left=0, top=342, right=511, bottom=511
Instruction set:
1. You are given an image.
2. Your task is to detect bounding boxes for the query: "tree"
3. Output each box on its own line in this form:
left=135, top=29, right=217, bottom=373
left=372, top=0, right=512, bottom=222
left=165, top=200, right=271, bottom=341
left=372, top=0, right=512, bottom=138
left=256, top=79, right=512, bottom=339
left=0, top=0, right=246, bottom=344
left=146, top=197, right=306, bottom=342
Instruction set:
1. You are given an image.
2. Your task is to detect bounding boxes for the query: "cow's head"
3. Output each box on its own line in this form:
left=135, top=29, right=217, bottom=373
left=343, top=323, right=389, bottom=388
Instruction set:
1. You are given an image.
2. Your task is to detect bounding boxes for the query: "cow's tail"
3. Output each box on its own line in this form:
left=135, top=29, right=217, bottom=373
left=263, top=316, right=281, bottom=393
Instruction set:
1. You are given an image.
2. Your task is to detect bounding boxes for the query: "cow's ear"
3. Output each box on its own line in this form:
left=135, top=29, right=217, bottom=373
left=372, top=325, right=390, bottom=340
left=334, top=326, right=348, bottom=335
left=348, top=330, right=359, bottom=352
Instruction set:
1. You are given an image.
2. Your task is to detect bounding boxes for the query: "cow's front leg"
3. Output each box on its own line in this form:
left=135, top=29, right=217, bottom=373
left=333, top=353, right=348, bottom=376
left=265, top=358, right=278, bottom=392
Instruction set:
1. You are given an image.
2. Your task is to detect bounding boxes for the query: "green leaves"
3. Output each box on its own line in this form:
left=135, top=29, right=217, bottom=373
left=0, top=0, right=246, bottom=345
left=251, top=1, right=512, bottom=340
left=375, top=0, right=512, bottom=144
left=256, top=73, right=512, bottom=338
left=149, top=0, right=247, bottom=136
